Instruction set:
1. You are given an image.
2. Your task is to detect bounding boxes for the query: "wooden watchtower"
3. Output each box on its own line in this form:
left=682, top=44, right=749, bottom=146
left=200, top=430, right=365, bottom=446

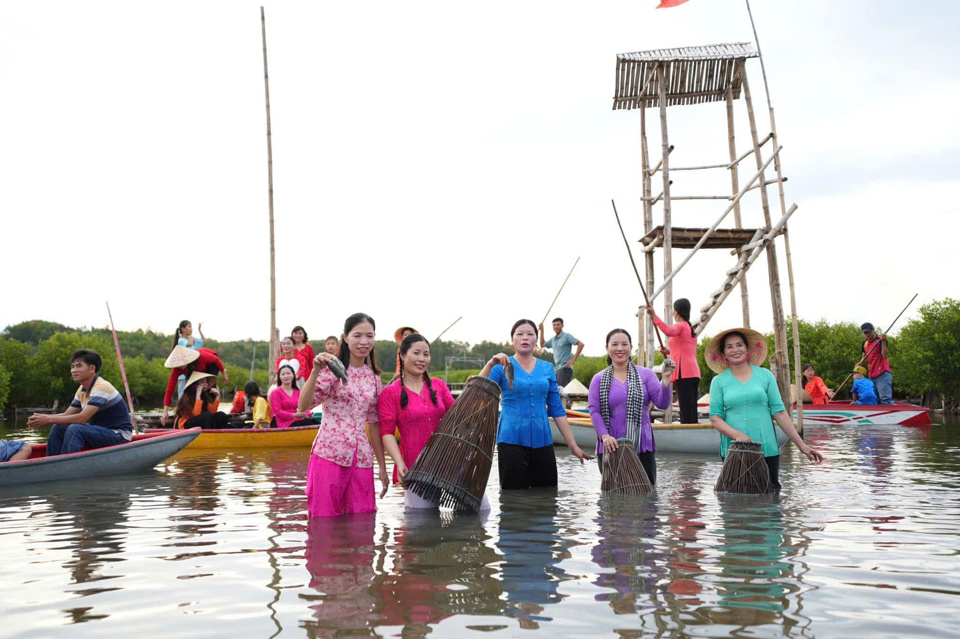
left=613, top=43, right=801, bottom=405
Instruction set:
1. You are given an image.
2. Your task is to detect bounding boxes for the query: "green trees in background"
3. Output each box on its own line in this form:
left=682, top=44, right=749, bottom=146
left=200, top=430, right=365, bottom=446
left=1, top=300, right=957, bottom=414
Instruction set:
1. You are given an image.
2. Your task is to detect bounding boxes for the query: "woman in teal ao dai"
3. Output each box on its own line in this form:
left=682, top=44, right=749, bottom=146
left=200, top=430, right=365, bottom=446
left=707, top=328, right=823, bottom=490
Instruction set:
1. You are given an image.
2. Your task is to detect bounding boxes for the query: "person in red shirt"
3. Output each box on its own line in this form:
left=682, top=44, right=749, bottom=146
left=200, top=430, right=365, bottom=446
left=275, top=336, right=308, bottom=383
left=860, top=322, right=893, bottom=405
left=292, top=326, right=315, bottom=377
left=162, top=346, right=227, bottom=426
left=801, top=364, right=834, bottom=405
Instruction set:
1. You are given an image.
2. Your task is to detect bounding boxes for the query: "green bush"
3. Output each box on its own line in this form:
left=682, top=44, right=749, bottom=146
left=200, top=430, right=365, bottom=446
left=0, top=363, right=10, bottom=414
left=894, top=298, right=960, bottom=405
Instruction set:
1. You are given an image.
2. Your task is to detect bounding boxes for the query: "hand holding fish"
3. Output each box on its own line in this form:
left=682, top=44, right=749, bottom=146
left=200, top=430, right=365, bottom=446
left=486, top=353, right=514, bottom=389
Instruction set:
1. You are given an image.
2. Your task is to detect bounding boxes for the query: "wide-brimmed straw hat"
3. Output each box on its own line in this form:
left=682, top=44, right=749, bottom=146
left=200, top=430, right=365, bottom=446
left=394, top=326, right=418, bottom=345
left=165, top=345, right=200, bottom=368
left=704, top=327, right=768, bottom=374
left=184, top=371, right=214, bottom=389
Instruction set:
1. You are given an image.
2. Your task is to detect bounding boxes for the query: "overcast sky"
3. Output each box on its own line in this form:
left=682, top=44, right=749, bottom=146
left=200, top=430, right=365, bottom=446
left=1, top=0, right=957, bottom=354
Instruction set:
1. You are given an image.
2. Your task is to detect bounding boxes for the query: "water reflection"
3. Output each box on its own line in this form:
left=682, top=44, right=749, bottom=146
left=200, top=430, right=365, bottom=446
left=498, top=490, right=569, bottom=629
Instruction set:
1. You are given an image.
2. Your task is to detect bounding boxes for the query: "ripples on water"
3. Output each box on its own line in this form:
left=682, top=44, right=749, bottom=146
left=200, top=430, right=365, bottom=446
left=1, top=420, right=958, bottom=638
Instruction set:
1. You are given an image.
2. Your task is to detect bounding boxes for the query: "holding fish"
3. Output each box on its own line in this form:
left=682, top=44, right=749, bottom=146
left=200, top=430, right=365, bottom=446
left=479, top=319, right=592, bottom=491
left=326, top=356, right=349, bottom=386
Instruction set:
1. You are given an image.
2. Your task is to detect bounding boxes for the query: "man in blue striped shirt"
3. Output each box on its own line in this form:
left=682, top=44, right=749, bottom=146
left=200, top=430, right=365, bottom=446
left=28, top=349, right=133, bottom=455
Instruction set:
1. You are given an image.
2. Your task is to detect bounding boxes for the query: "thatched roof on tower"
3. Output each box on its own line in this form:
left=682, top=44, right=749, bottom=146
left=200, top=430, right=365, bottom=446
left=613, top=43, right=758, bottom=110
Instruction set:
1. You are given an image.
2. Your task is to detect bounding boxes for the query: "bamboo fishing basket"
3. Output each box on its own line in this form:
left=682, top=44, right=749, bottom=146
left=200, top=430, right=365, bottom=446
left=402, top=375, right=501, bottom=512
left=714, top=440, right=773, bottom=494
left=601, top=439, right=653, bottom=496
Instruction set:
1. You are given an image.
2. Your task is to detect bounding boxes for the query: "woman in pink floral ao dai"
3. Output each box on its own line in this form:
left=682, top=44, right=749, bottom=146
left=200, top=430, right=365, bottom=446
left=299, top=313, right=389, bottom=517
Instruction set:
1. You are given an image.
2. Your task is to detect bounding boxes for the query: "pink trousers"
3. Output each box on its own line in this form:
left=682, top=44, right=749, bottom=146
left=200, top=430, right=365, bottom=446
left=306, top=452, right=375, bottom=518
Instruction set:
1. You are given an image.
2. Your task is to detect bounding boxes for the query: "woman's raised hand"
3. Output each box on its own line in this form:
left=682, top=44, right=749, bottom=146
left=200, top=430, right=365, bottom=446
left=313, top=352, right=333, bottom=371
left=488, top=353, right=510, bottom=368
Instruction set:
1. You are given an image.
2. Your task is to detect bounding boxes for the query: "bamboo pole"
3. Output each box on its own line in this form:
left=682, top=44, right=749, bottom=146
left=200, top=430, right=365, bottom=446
left=611, top=201, right=665, bottom=352
left=434, top=316, right=463, bottom=342
left=726, top=79, right=750, bottom=327
left=250, top=344, right=257, bottom=382
left=261, top=6, right=279, bottom=384
left=742, top=69, right=790, bottom=404
left=657, top=64, right=673, bottom=425
left=105, top=302, right=138, bottom=434
left=539, top=257, right=581, bottom=326
left=641, top=107, right=655, bottom=366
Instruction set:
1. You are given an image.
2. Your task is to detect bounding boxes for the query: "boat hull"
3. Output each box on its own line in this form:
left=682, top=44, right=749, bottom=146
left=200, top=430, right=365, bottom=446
left=0, top=429, right=200, bottom=487
left=143, top=425, right=318, bottom=449
left=794, top=402, right=932, bottom=427
left=550, top=418, right=788, bottom=455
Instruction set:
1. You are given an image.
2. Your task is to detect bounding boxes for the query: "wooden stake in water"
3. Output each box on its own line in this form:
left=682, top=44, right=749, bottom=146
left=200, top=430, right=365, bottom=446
left=261, top=6, right=279, bottom=384
left=106, top=302, right=139, bottom=434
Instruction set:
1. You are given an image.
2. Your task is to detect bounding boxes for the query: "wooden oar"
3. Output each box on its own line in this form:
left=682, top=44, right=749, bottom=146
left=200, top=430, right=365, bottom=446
left=434, top=316, right=462, bottom=342
left=832, top=293, right=918, bottom=396
left=540, top=257, right=580, bottom=327
left=106, top=302, right=139, bottom=434
left=611, top=200, right=665, bottom=350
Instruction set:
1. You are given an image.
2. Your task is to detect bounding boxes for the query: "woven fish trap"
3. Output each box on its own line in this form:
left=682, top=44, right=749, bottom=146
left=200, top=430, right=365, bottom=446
left=714, top=440, right=773, bottom=494
left=402, top=375, right=501, bottom=512
left=600, top=439, right=653, bottom=496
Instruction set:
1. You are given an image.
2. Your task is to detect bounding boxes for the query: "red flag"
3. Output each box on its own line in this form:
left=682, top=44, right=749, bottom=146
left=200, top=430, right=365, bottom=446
left=657, top=0, right=691, bottom=7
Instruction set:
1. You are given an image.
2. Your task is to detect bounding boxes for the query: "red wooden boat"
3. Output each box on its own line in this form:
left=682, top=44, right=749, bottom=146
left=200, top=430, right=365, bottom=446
left=0, top=428, right=200, bottom=487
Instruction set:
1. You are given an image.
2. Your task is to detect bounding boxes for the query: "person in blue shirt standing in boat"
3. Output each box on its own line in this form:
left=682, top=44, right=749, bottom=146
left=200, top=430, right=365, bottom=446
left=27, top=349, right=133, bottom=455
left=481, top=319, right=592, bottom=490
left=850, top=366, right=878, bottom=405
left=538, top=317, right=584, bottom=388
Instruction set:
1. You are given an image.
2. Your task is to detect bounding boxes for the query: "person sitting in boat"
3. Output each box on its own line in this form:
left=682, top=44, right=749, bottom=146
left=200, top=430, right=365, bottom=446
left=230, top=389, right=247, bottom=414
left=275, top=337, right=308, bottom=385
left=0, top=439, right=32, bottom=463
left=801, top=364, right=834, bottom=405
left=27, top=349, right=134, bottom=455
left=323, top=336, right=340, bottom=355
left=245, top=381, right=273, bottom=429
left=174, top=372, right=229, bottom=429
left=538, top=317, right=584, bottom=388
left=851, top=366, right=878, bottom=405
left=269, top=364, right=318, bottom=429
left=588, top=328, right=673, bottom=485
left=860, top=322, right=894, bottom=405
left=707, top=329, right=822, bottom=491
left=162, top=345, right=227, bottom=426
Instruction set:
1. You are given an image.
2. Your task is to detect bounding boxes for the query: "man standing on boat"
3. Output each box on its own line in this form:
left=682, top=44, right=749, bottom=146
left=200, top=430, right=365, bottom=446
left=27, top=349, right=133, bottom=455
left=860, top=323, right=894, bottom=406
left=538, top=318, right=584, bottom=388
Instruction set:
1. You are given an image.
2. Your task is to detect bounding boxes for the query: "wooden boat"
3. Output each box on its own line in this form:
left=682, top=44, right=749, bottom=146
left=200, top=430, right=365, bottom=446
left=143, top=424, right=318, bottom=449
left=0, top=428, right=200, bottom=487
left=550, top=417, right=788, bottom=455
left=794, top=402, right=932, bottom=427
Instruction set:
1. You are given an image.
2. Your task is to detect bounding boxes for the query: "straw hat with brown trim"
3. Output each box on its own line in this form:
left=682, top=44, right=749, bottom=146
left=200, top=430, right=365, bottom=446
left=394, top=326, right=418, bottom=345
left=165, top=345, right=200, bottom=369
left=704, top=327, right=768, bottom=374
left=184, top=371, right=215, bottom=389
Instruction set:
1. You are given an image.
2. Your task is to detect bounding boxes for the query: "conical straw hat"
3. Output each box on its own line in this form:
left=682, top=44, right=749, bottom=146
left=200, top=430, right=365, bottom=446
left=165, top=345, right=200, bottom=368
left=704, top=327, right=768, bottom=374
left=184, top=371, right=214, bottom=389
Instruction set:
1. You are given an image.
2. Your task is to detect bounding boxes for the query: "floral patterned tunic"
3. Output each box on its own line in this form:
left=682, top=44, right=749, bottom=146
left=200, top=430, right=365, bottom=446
left=309, top=365, right=382, bottom=468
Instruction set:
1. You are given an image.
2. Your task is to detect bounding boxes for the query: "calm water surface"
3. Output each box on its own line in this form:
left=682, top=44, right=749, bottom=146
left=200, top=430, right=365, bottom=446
left=1, top=417, right=958, bottom=638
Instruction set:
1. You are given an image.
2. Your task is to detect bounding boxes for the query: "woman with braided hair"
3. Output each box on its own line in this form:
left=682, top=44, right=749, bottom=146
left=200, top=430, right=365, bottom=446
left=378, top=334, right=471, bottom=509
left=588, top=328, right=674, bottom=485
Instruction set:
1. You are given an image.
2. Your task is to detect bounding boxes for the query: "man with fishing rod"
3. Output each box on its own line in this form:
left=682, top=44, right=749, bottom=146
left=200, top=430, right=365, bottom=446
left=538, top=318, right=584, bottom=388
left=860, top=322, right=894, bottom=406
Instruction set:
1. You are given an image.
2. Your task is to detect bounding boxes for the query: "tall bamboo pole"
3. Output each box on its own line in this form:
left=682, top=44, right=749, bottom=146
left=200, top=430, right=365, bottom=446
left=725, top=75, right=750, bottom=328
left=741, top=70, right=790, bottom=404
left=261, top=6, right=279, bottom=383
left=657, top=64, right=674, bottom=424
left=640, top=106, right=655, bottom=367
left=106, top=302, right=138, bottom=434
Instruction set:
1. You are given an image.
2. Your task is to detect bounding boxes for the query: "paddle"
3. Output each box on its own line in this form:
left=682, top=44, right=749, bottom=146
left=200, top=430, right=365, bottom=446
left=434, top=316, right=463, bottom=342
left=540, top=257, right=580, bottom=328
left=832, top=293, right=918, bottom=397
left=611, top=200, right=666, bottom=351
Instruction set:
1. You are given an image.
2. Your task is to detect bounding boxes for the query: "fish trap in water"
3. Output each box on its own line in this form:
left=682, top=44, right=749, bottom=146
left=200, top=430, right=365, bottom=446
left=402, top=375, right=500, bottom=512
left=601, top=439, right=653, bottom=496
left=714, top=441, right=773, bottom=495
